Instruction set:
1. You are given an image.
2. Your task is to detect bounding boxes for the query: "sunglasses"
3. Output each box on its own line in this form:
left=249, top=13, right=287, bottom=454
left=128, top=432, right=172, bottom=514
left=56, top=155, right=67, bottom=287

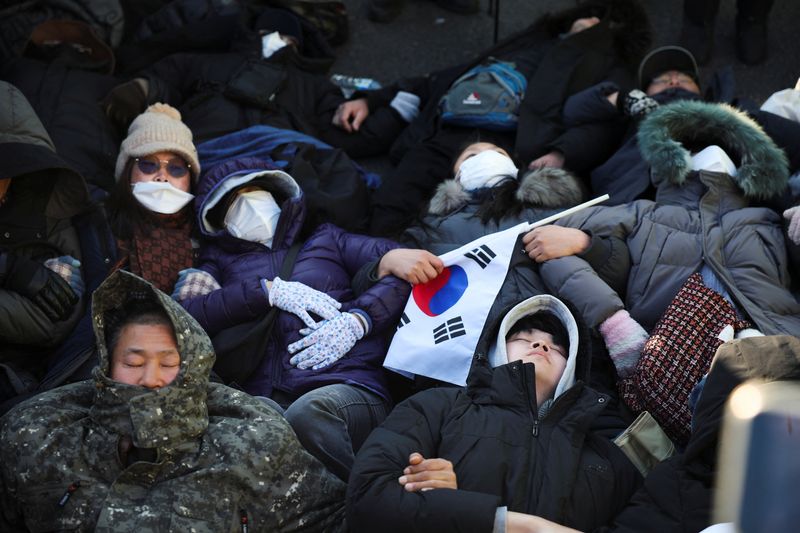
left=134, top=156, right=191, bottom=178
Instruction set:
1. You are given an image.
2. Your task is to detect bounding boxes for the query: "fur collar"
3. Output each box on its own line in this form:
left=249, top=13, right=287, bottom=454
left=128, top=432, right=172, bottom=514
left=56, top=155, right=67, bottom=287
left=428, top=167, right=584, bottom=216
left=637, top=100, right=789, bottom=199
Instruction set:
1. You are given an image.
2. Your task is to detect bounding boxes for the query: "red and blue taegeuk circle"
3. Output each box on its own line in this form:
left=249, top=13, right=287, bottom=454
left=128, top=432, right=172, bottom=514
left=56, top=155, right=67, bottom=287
left=412, top=265, right=468, bottom=317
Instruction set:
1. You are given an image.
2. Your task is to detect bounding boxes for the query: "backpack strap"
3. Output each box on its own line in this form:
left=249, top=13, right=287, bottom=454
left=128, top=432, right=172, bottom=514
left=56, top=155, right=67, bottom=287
left=212, top=241, right=303, bottom=387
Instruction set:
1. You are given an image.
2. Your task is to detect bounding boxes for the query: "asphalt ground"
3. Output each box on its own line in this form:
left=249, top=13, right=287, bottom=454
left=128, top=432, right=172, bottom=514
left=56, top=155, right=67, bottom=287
left=329, top=0, right=799, bottom=173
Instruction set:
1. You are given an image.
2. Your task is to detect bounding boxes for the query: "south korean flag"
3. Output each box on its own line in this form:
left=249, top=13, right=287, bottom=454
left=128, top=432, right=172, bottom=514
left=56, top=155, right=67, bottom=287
left=383, top=222, right=527, bottom=386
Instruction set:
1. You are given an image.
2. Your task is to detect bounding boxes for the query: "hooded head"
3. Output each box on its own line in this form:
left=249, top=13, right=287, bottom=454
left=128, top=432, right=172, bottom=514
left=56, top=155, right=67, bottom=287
left=90, top=270, right=215, bottom=450
left=0, top=81, right=89, bottom=219
left=197, top=158, right=302, bottom=250
left=489, top=295, right=580, bottom=407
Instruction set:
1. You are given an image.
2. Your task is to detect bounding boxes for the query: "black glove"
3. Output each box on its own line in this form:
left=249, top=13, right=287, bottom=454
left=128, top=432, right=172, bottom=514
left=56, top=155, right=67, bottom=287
left=0, top=253, right=78, bottom=322
left=100, top=79, right=148, bottom=129
left=618, top=89, right=659, bottom=118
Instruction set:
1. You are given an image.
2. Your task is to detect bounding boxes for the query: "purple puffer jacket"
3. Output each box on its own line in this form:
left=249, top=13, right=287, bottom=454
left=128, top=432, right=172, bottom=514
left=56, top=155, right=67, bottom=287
left=181, top=157, right=410, bottom=401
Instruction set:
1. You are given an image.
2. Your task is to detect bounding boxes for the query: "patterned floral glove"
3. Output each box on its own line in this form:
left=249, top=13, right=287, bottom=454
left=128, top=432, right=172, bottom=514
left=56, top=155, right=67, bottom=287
left=172, top=268, right=222, bottom=301
left=288, top=312, right=365, bottom=370
left=44, top=256, right=84, bottom=299
left=266, top=277, right=341, bottom=328
left=784, top=206, right=800, bottom=245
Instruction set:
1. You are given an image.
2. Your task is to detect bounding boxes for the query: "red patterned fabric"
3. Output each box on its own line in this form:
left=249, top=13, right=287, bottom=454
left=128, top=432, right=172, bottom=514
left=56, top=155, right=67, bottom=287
left=619, top=273, right=750, bottom=446
left=115, top=210, right=194, bottom=293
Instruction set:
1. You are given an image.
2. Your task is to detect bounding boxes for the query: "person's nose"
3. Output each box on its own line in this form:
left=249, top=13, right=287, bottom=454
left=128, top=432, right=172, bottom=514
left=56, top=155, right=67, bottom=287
left=531, top=341, right=549, bottom=352
left=140, top=362, right=164, bottom=389
left=152, top=166, right=168, bottom=182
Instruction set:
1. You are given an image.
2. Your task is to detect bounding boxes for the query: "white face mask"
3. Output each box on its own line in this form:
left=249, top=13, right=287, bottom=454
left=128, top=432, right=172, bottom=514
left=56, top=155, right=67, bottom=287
left=224, top=189, right=282, bottom=247
left=456, top=150, right=519, bottom=191
left=691, top=145, right=738, bottom=177
left=132, top=181, right=194, bottom=214
left=261, top=31, right=289, bottom=59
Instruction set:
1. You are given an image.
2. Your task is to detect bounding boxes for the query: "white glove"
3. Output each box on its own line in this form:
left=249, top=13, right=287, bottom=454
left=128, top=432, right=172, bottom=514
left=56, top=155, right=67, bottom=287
left=287, top=312, right=365, bottom=370
left=266, top=277, right=341, bottom=328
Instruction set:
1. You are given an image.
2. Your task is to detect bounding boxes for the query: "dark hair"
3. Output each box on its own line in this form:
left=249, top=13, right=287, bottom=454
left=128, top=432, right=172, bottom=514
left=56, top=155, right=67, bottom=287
left=472, top=179, right=525, bottom=224
left=107, top=158, right=152, bottom=239
left=105, top=299, right=175, bottom=356
left=506, top=311, right=569, bottom=354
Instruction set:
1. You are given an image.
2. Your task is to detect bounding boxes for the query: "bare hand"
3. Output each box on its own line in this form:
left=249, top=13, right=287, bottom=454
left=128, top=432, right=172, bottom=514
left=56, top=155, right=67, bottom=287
left=377, top=249, right=444, bottom=285
left=522, top=225, right=590, bottom=263
left=332, top=98, right=369, bottom=132
left=528, top=151, right=565, bottom=170
left=398, top=452, right=457, bottom=492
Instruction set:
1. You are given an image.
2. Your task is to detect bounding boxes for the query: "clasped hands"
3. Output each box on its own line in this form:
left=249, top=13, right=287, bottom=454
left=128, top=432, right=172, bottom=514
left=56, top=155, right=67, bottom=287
left=267, top=277, right=362, bottom=370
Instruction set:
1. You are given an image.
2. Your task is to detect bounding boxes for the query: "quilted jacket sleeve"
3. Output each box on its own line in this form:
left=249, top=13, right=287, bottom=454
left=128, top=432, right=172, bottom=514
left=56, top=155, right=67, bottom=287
left=326, top=225, right=412, bottom=334
left=179, top=248, right=269, bottom=337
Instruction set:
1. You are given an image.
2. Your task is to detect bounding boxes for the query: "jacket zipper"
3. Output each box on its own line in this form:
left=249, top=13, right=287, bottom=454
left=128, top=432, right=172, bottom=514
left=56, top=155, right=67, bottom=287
left=521, top=363, right=539, bottom=437
left=240, top=509, right=249, bottom=533
left=58, top=481, right=80, bottom=507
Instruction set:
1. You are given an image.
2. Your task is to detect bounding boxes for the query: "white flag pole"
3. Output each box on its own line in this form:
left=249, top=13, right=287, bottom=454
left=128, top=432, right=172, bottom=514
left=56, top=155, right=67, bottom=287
left=522, top=194, right=610, bottom=232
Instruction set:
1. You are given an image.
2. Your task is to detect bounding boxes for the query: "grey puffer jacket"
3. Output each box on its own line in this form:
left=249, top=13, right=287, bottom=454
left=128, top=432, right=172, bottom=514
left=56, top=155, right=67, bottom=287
left=0, top=271, right=346, bottom=532
left=549, top=102, right=800, bottom=335
left=401, top=168, right=629, bottom=331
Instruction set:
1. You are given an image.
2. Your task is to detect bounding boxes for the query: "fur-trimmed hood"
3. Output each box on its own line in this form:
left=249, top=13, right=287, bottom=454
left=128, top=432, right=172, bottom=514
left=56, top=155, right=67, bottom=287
left=637, top=100, right=790, bottom=199
left=428, top=167, right=584, bottom=216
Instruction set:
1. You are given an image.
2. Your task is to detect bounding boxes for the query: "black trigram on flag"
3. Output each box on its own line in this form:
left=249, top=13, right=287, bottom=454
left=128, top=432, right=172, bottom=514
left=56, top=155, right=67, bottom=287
left=433, top=316, right=466, bottom=344
left=464, top=244, right=496, bottom=269
left=397, top=312, right=410, bottom=330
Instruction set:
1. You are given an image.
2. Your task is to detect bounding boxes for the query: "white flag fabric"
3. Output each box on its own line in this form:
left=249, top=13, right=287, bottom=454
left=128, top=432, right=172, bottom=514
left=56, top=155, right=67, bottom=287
left=383, top=222, right=527, bottom=386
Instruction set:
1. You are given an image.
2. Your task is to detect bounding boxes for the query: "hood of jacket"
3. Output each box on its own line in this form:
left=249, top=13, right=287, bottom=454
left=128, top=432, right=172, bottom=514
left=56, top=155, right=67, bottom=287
left=637, top=99, right=790, bottom=199
left=428, top=167, right=585, bottom=216
left=0, top=81, right=89, bottom=219
left=486, top=295, right=582, bottom=402
left=89, top=270, right=216, bottom=450
left=195, top=157, right=304, bottom=251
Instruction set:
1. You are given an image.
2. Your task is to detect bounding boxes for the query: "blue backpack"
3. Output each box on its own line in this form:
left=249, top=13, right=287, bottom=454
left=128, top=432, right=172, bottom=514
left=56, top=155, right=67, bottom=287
left=439, top=58, right=527, bottom=131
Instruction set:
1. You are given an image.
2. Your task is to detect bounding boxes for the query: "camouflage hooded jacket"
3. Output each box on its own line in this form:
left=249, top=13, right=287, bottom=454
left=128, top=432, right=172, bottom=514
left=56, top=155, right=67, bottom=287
left=0, top=270, right=346, bottom=532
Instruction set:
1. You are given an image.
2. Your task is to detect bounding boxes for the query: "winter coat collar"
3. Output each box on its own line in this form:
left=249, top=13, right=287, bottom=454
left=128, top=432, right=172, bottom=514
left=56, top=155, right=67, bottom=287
left=89, top=271, right=215, bottom=451
left=428, top=167, right=584, bottom=216
left=488, top=295, right=580, bottom=401
left=637, top=100, right=789, bottom=199
left=194, top=157, right=304, bottom=251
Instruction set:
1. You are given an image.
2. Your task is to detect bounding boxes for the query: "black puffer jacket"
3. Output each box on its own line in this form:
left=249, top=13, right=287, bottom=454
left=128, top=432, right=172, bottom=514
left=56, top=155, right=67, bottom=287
left=371, top=0, right=650, bottom=166
left=1, top=58, right=122, bottom=193
left=143, top=50, right=406, bottom=156
left=347, top=295, right=641, bottom=532
left=0, top=80, right=90, bottom=390
left=0, top=0, right=123, bottom=63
